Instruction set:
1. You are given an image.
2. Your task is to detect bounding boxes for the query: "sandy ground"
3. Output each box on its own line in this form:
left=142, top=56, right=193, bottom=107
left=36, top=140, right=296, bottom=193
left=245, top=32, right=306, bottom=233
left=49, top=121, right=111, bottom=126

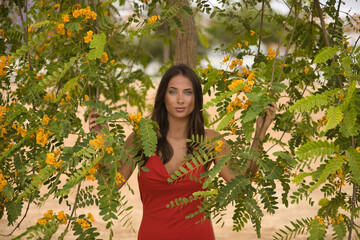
left=0, top=83, right=358, bottom=240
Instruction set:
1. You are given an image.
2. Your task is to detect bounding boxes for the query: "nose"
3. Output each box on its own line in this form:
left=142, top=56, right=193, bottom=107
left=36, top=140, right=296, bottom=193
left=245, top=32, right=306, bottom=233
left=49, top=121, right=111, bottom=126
left=177, top=93, right=184, bottom=104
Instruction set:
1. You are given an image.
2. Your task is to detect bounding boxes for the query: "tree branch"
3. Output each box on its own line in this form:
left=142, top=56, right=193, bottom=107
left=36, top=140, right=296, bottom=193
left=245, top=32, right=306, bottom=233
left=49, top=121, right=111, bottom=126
left=257, top=0, right=265, bottom=55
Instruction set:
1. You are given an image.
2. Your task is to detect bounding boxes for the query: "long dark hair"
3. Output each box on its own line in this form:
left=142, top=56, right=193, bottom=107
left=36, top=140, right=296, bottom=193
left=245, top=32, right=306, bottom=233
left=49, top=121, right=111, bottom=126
left=151, top=64, right=204, bottom=164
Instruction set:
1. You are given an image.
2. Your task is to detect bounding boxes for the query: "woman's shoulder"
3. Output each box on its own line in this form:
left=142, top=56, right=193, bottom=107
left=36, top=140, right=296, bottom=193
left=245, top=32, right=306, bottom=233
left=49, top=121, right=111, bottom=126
left=204, top=128, right=220, bottom=139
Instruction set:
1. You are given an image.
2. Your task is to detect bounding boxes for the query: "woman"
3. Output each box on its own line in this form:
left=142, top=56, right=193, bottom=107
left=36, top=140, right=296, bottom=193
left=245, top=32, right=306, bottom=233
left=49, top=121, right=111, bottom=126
left=89, top=64, right=276, bottom=240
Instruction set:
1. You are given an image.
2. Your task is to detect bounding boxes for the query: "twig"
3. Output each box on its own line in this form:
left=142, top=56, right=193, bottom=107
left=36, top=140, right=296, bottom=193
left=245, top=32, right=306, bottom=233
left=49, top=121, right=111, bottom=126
left=257, top=0, right=265, bottom=55
left=65, top=183, right=82, bottom=231
left=0, top=197, right=32, bottom=237
left=314, top=0, right=343, bottom=89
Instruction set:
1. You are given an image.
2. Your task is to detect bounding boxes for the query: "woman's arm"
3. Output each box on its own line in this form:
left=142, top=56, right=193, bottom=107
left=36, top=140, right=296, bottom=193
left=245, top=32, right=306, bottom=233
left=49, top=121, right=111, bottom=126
left=210, top=102, right=277, bottom=182
left=89, top=110, right=136, bottom=190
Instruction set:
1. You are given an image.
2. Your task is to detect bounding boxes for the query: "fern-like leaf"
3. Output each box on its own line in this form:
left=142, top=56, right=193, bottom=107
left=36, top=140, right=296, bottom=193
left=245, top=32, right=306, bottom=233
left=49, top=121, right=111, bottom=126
left=322, top=106, right=343, bottom=132
left=138, top=118, right=157, bottom=157
left=346, top=148, right=360, bottom=184
left=308, top=218, right=326, bottom=240
left=313, top=46, right=338, bottom=64
left=332, top=221, right=346, bottom=240
left=216, top=175, right=250, bottom=207
left=288, top=94, right=328, bottom=113
left=89, top=32, right=106, bottom=60
left=309, top=157, right=344, bottom=192
left=273, top=217, right=312, bottom=240
left=216, top=110, right=236, bottom=131
left=295, top=140, right=338, bottom=161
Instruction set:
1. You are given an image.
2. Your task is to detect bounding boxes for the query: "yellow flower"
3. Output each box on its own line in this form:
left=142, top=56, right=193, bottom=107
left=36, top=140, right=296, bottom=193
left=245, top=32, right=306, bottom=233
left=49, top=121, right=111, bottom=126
left=244, top=41, right=248, bottom=46
left=84, top=94, right=89, bottom=101
left=36, top=128, right=51, bottom=146
left=46, top=153, right=56, bottom=165
left=62, top=14, right=70, bottom=23
left=76, top=218, right=90, bottom=228
left=250, top=30, right=255, bottom=36
left=55, top=4, right=60, bottom=8
left=148, top=15, right=160, bottom=24
left=101, top=52, right=108, bottom=63
left=89, top=135, right=105, bottom=151
left=73, top=9, right=81, bottom=18
left=106, top=147, right=113, bottom=154
left=56, top=23, right=65, bottom=35
left=267, top=47, right=276, bottom=60
left=337, top=214, right=344, bottom=224
left=110, top=59, right=115, bottom=65
left=84, top=30, right=93, bottom=43
left=215, top=140, right=224, bottom=152
left=57, top=211, right=67, bottom=224
left=223, top=56, right=229, bottom=63
left=0, top=29, right=4, bottom=38
left=339, top=93, right=345, bottom=101
left=237, top=43, right=242, bottom=48
left=87, top=212, right=95, bottom=222
left=37, top=218, right=47, bottom=225
left=304, top=67, right=309, bottom=75
left=65, top=92, right=71, bottom=101
left=356, top=147, right=360, bottom=153
left=42, top=114, right=50, bottom=126
left=116, top=172, right=126, bottom=185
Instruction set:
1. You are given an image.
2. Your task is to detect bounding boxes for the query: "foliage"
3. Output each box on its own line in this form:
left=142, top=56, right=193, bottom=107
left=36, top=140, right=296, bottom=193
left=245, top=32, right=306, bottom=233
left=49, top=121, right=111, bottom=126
left=1, top=0, right=360, bottom=239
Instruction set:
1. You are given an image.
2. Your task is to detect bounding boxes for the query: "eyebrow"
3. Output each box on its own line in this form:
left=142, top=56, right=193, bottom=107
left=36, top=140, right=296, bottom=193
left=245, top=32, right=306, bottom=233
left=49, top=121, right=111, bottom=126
left=168, top=87, right=193, bottom=91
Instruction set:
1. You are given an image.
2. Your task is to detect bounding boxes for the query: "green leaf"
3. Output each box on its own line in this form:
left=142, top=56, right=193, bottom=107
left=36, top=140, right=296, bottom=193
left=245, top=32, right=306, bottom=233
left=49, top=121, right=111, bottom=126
left=322, top=106, right=343, bottom=132
left=346, top=148, right=360, bottom=184
left=295, top=140, right=338, bottom=161
left=308, top=219, right=326, bottom=240
left=333, top=221, right=346, bottom=240
left=313, top=46, right=338, bottom=64
left=89, top=32, right=107, bottom=60
left=309, top=157, right=344, bottom=192
left=289, top=94, right=328, bottom=113
left=216, top=110, right=236, bottom=131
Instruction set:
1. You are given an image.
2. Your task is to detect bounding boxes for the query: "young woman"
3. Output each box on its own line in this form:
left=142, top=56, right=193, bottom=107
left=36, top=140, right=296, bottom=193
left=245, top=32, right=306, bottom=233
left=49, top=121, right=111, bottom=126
left=89, top=64, right=276, bottom=240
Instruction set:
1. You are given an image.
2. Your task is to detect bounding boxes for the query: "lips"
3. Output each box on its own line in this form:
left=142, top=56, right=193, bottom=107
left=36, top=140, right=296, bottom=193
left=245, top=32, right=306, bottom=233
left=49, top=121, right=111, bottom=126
left=175, top=107, right=186, bottom=112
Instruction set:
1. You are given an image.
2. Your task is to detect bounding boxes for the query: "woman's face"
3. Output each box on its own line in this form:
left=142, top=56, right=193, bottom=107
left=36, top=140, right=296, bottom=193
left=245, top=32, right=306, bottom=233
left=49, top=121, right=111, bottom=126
left=164, top=74, right=195, bottom=121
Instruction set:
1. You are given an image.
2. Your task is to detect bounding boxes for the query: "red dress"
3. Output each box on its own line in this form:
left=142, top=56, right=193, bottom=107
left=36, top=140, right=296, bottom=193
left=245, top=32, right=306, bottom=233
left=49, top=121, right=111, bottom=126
left=137, top=154, right=214, bottom=240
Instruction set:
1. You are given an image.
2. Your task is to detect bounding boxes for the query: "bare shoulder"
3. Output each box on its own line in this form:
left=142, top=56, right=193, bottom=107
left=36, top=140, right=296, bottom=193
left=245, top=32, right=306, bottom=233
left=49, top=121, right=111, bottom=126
left=205, top=128, right=220, bottom=139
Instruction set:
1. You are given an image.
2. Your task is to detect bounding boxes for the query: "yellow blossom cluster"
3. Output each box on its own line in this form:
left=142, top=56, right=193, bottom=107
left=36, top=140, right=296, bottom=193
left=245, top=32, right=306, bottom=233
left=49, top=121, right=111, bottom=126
left=229, top=58, right=243, bottom=70
left=101, top=52, right=108, bottom=63
left=89, top=135, right=105, bottom=151
left=244, top=41, right=248, bottom=46
left=356, top=147, right=360, bottom=153
left=56, top=23, right=65, bottom=35
left=339, top=93, right=345, bottom=101
left=228, top=79, right=243, bottom=91
left=106, top=147, right=113, bottom=154
left=0, top=170, right=8, bottom=193
left=0, top=124, right=7, bottom=139
left=128, top=112, right=142, bottom=130
left=237, top=43, right=242, bottom=48
left=250, top=30, right=255, bottom=36
left=223, top=55, right=229, bottom=63
left=267, top=47, right=276, bottom=60
left=84, top=30, right=93, bottom=43
left=230, top=119, right=237, bottom=134
left=226, top=96, right=252, bottom=113
left=314, top=215, right=324, bottom=224
left=0, top=105, right=8, bottom=122
left=331, top=214, right=344, bottom=224
left=73, top=6, right=97, bottom=22
left=36, top=128, right=52, bottom=147
left=215, top=140, right=224, bottom=152
left=42, top=114, right=50, bottom=126
left=304, top=67, right=309, bottom=75
left=44, top=93, right=54, bottom=101
left=317, top=116, right=328, bottom=127
left=45, top=152, right=63, bottom=168
left=62, top=14, right=70, bottom=23
left=0, top=55, right=12, bottom=76
left=76, top=218, right=91, bottom=228
left=148, top=15, right=161, bottom=24
left=330, top=168, right=345, bottom=188
left=60, top=92, right=71, bottom=107
left=116, top=172, right=126, bottom=185
left=57, top=211, right=67, bottom=224
left=11, top=123, right=27, bottom=137
left=86, top=163, right=100, bottom=181
left=87, top=212, right=95, bottom=222
left=37, top=210, right=53, bottom=225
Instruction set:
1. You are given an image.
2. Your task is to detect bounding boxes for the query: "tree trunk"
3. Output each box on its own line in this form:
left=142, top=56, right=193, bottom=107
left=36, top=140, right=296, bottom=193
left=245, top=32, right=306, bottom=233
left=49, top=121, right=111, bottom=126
left=171, top=0, right=197, bottom=68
